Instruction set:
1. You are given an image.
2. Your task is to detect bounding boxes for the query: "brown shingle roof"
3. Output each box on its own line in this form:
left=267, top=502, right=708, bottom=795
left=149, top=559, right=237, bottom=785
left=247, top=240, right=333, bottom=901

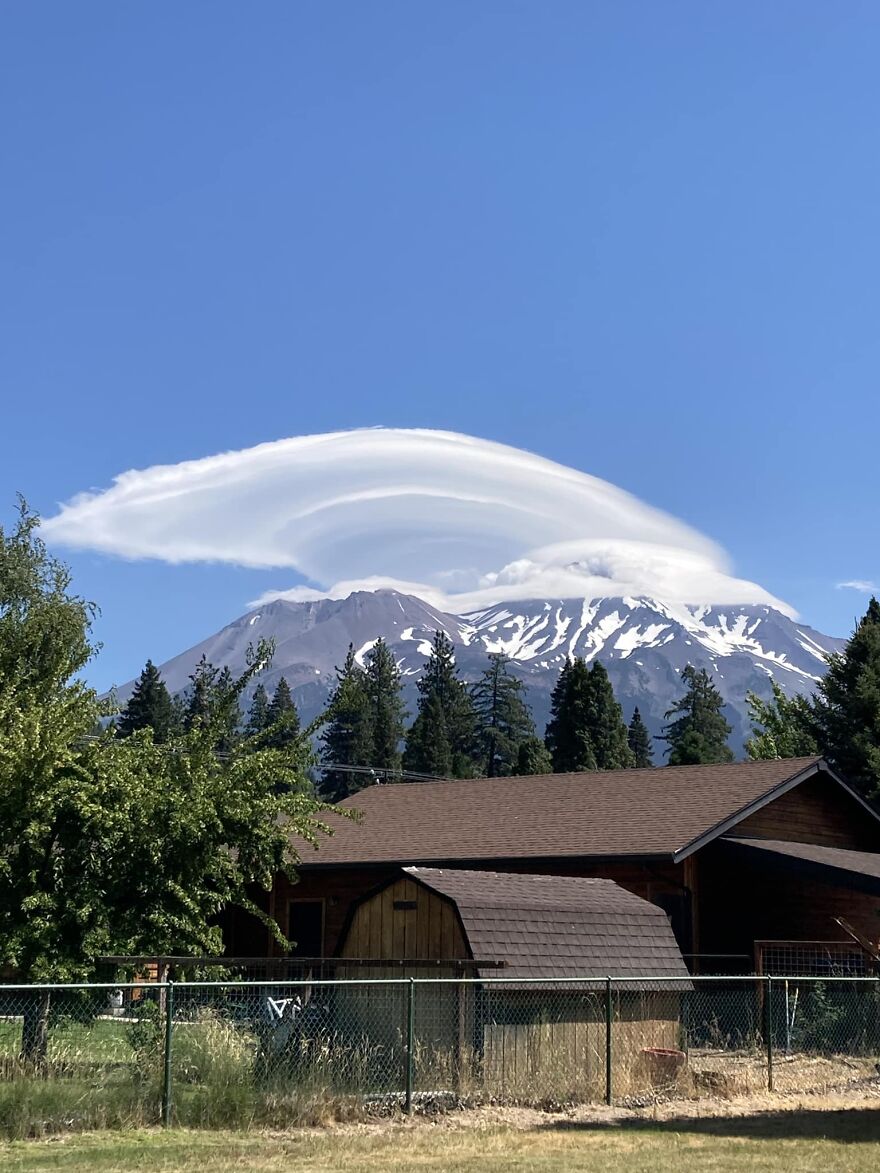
left=404, top=868, right=689, bottom=982
left=724, top=837, right=880, bottom=892
left=307, top=757, right=825, bottom=866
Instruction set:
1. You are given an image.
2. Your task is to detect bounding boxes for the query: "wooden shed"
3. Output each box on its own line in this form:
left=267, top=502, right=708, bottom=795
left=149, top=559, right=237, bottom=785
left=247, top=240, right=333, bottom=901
left=334, top=868, right=690, bottom=1097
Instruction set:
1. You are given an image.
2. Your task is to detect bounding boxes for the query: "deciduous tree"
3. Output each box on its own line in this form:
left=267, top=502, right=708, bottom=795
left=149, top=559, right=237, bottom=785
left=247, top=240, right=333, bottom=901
left=0, top=504, right=330, bottom=1062
left=745, top=682, right=818, bottom=761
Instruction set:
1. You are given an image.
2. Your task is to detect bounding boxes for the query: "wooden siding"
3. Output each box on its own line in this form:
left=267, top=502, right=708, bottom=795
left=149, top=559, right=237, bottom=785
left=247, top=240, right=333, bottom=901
left=734, top=773, right=880, bottom=850
left=483, top=992, right=679, bottom=1099
left=340, top=875, right=469, bottom=962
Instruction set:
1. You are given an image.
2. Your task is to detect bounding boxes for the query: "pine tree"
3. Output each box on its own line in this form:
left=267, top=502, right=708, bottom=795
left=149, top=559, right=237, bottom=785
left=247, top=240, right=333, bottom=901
left=513, top=736, right=553, bottom=776
left=627, top=707, right=654, bottom=767
left=471, top=652, right=536, bottom=777
left=544, top=659, right=596, bottom=772
left=403, top=691, right=453, bottom=777
left=185, top=656, right=219, bottom=732
left=745, top=682, right=818, bottom=761
left=584, top=661, right=634, bottom=769
left=545, top=659, right=574, bottom=768
left=213, top=665, right=241, bottom=752
left=661, top=665, right=734, bottom=765
left=364, top=639, right=407, bottom=772
left=812, top=597, right=880, bottom=794
left=264, top=677, right=300, bottom=750
left=319, top=645, right=374, bottom=801
left=404, top=630, right=476, bottom=778
left=245, top=683, right=270, bottom=737
left=117, top=660, right=175, bottom=742
left=183, top=658, right=240, bottom=751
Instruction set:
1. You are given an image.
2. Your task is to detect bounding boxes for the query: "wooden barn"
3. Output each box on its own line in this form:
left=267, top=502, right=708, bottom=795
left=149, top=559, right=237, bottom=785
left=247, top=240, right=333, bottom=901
left=226, top=756, right=880, bottom=976
left=333, top=868, right=689, bottom=1097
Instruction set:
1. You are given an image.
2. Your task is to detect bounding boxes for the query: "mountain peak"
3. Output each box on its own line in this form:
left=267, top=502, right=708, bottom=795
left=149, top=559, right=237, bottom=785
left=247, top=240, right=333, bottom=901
left=116, top=589, right=843, bottom=754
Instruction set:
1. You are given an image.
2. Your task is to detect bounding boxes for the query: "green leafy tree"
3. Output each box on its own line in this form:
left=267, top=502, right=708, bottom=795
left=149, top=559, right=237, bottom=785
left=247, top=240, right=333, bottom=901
left=364, top=638, right=407, bottom=772
left=471, top=652, right=536, bottom=777
left=404, top=631, right=476, bottom=778
left=0, top=505, right=330, bottom=1061
left=117, top=660, right=176, bottom=742
left=661, top=665, right=734, bottom=765
left=513, top=736, right=553, bottom=776
left=812, top=597, right=880, bottom=794
left=583, top=661, right=634, bottom=769
left=263, top=677, right=301, bottom=750
left=319, top=645, right=374, bottom=801
left=745, top=682, right=818, bottom=761
left=245, top=683, right=270, bottom=737
left=627, top=706, right=654, bottom=767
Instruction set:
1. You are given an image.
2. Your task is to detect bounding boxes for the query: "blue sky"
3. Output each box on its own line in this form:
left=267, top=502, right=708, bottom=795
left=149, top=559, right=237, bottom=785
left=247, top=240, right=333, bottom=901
left=2, top=2, right=879, bottom=691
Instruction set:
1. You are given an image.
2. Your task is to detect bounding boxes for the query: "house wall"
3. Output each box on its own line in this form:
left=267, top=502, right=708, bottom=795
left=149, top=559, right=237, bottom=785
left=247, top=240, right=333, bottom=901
left=735, top=773, right=880, bottom=850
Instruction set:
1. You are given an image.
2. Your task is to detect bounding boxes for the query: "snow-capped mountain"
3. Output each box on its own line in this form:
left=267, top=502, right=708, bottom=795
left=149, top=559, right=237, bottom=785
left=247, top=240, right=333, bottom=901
left=116, top=589, right=844, bottom=753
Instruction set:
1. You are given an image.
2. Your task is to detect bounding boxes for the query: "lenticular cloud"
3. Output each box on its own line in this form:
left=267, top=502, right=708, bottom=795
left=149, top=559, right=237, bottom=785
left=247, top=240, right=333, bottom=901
left=43, top=428, right=793, bottom=615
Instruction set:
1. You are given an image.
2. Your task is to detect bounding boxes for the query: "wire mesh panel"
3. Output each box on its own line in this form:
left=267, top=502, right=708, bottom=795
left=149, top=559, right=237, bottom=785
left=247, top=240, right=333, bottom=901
left=169, top=979, right=408, bottom=1125
left=767, top=978, right=880, bottom=1094
left=757, top=940, right=873, bottom=977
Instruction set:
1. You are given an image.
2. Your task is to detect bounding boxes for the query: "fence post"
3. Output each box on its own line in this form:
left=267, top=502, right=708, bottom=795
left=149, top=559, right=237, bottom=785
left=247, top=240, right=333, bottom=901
left=162, top=980, right=175, bottom=1127
left=765, top=975, right=774, bottom=1092
left=404, top=978, right=415, bottom=1115
left=605, top=976, right=613, bottom=1106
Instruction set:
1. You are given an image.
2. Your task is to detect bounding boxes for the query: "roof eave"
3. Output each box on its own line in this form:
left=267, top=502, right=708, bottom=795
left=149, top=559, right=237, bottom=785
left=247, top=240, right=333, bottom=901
left=298, top=849, right=676, bottom=871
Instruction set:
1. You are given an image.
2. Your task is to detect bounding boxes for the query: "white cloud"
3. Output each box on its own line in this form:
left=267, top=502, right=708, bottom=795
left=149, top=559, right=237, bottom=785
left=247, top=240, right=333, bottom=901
left=836, top=580, right=877, bottom=593
left=43, top=427, right=795, bottom=616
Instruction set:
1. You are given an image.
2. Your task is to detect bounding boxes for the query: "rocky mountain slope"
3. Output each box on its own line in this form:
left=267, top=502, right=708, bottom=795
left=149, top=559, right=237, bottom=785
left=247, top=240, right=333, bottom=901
left=116, top=589, right=844, bottom=754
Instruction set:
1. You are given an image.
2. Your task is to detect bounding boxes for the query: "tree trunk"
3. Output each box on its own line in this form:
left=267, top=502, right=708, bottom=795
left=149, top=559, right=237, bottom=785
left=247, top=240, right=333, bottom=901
left=20, top=990, right=51, bottom=1069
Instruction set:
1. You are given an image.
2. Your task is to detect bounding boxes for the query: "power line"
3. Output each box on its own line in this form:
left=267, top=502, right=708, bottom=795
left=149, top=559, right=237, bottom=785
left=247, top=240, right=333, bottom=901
left=79, top=736, right=452, bottom=782
left=320, top=762, right=449, bottom=783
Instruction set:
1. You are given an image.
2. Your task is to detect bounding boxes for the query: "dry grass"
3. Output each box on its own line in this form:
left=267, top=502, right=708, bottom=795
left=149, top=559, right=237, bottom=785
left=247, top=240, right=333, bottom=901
left=4, top=1097, right=880, bottom=1172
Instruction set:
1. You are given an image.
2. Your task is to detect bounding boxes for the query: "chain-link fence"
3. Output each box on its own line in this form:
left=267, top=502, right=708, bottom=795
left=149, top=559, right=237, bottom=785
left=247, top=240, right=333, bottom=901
left=1, top=975, right=878, bottom=1136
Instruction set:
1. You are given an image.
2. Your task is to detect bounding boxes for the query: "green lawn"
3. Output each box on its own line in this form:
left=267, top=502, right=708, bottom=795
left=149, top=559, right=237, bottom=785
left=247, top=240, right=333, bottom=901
left=3, top=1110, right=880, bottom=1173
left=0, top=1018, right=133, bottom=1065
